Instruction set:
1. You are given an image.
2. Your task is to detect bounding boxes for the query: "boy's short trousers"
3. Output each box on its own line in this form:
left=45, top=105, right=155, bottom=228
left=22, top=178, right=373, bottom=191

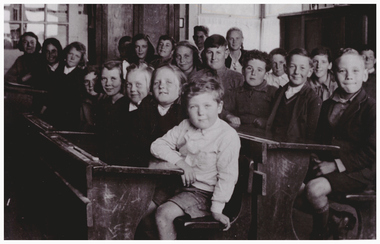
left=323, top=171, right=367, bottom=193
left=168, top=186, right=213, bottom=219
left=152, top=176, right=182, bottom=206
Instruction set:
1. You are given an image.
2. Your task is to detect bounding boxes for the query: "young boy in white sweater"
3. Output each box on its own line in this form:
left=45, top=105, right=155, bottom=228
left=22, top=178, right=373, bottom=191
left=150, top=78, right=241, bottom=239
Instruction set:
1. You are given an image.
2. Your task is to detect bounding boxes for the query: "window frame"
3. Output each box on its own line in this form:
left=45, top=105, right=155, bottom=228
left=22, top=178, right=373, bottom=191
left=4, top=4, right=70, bottom=47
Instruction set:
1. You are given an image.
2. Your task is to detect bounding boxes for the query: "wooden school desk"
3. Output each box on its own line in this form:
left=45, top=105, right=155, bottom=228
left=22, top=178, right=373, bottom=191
left=236, top=125, right=339, bottom=240
left=21, top=114, right=183, bottom=240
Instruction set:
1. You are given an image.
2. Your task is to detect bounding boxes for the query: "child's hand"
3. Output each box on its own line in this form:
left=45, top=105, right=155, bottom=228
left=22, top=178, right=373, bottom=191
left=226, top=114, right=241, bottom=128
left=313, top=160, right=337, bottom=176
left=253, top=118, right=266, bottom=128
left=176, top=160, right=196, bottom=187
left=212, top=212, right=231, bottom=231
left=21, top=73, right=32, bottom=83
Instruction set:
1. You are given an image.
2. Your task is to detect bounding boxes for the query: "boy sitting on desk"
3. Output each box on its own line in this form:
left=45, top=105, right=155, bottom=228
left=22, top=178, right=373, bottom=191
left=304, top=48, right=376, bottom=239
left=150, top=78, right=241, bottom=240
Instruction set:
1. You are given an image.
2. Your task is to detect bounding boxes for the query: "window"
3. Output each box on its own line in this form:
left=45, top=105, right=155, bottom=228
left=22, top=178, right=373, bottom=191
left=4, top=4, right=69, bottom=50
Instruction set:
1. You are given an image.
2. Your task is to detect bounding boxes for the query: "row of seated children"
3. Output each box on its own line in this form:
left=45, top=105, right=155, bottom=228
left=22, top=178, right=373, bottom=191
left=5, top=31, right=375, bottom=240
left=138, top=46, right=375, bottom=240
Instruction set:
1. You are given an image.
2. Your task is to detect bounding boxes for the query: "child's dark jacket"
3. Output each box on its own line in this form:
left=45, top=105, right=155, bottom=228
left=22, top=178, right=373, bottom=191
left=315, top=88, right=376, bottom=187
left=266, top=81, right=322, bottom=140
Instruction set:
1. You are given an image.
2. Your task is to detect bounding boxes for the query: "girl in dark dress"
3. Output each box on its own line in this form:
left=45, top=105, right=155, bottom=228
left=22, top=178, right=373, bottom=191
left=129, top=33, right=156, bottom=66
left=45, top=42, right=87, bottom=130
left=95, top=60, right=131, bottom=165
left=5, top=32, right=41, bottom=85
left=33, top=38, right=63, bottom=114
left=131, top=64, right=187, bottom=166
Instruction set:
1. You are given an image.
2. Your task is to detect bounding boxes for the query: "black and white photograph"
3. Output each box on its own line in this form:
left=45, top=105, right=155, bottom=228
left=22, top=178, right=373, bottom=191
left=3, top=2, right=377, bottom=240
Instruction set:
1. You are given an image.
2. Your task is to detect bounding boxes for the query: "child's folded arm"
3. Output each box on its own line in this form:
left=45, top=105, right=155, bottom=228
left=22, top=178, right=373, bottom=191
left=150, top=120, right=188, bottom=165
left=210, top=130, right=241, bottom=213
left=306, top=95, right=322, bottom=139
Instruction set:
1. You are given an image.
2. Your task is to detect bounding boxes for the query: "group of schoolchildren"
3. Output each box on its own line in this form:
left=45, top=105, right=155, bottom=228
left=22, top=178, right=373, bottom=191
left=5, top=26, right=376, bottom=240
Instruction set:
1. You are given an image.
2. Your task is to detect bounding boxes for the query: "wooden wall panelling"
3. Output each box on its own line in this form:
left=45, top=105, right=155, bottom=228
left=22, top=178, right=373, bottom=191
left=107, top=4, right=134, bottom=60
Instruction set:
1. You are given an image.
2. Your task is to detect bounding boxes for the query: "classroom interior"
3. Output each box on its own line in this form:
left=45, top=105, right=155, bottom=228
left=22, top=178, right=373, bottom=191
left=3, top=3, right=377, bottom=240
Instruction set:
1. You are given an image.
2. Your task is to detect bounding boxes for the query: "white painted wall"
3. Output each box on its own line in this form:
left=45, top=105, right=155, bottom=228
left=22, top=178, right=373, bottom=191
left=188, top=4, right=302, bottom=53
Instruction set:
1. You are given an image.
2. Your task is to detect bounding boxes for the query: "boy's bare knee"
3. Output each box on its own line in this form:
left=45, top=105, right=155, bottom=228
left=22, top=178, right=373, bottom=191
left=156, top=202, right=184, bottom=224
left=306, top=177, right=330, bottom=199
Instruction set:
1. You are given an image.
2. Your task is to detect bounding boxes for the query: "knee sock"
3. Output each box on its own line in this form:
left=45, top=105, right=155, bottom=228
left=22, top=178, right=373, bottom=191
left=312, top=204, right=329, bottom=237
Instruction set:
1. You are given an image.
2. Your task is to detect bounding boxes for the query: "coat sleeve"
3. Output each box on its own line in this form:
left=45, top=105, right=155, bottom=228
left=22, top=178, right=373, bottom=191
left=211, top=129, right=241, bottom=213
left=306, top=94, right=322, bottom=139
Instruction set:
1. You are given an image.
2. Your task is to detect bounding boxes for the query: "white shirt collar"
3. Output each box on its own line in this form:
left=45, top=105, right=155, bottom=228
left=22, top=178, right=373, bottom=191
left=48, top=62, right=59, bottom=71
left=157, top=104, right=171, bottom=116
left=64, top=65, right=76, bottom=74
left=129, top=100, right=142, bottom=112
left=368, top=67, right=375, bottom=74
left=285, top=82, right=305, bottom=99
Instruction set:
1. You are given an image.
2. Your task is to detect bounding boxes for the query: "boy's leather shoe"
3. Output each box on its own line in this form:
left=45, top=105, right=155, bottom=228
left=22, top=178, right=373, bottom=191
left=330, top=211, right=356, bottom=239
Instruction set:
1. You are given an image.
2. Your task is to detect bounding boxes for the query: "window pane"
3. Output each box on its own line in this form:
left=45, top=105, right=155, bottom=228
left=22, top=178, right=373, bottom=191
left=4, top=4, right=22, bottom=21
left=4, top=5, right=11, bottom=21
left=47, top=4, right=68, bottom=22
left=25, top=23, right=44, bottom=42
left=25, top=4, right=45, bottom=22
left=4, top=23, right=21, bottom=49
left=46, top=24, right=67, bottom=47
left=201, top=4, right=257, bottom=17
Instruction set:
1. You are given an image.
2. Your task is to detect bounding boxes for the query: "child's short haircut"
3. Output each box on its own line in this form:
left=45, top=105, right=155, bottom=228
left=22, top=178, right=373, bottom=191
left=64, top=41, right=87, bottom=69
left=102, top=59, right=124, bottom=93
left=333, top=48, right=365, bottom=71
left=311, top=46, right=333, bottom=63
left=269, top=48, right=288, bottom=59
left=360, top=44, right=376, bottom=57
left=243, top=49, right=271, bottom=72
left=85, top=65, right=103, bottom=94
left=204, top=34, right=228, bottom=50
left=157, top=35, right=177, bottom=51
left=150, top=64, right=187, bottom=92
left=85, top=64, right=100, bottom=77
left=226, top=27, right=244, bottom=49
left=173, top=40, right=202, bottom=69
left=286, top=48, right=313, bottom=68
left=182, top=78, right=224, bottom=106
left=118, top=36, right=132, bottom=47
left=126, top=63, right=154, bottom=88
left=194, top=25, right=209, bottom=36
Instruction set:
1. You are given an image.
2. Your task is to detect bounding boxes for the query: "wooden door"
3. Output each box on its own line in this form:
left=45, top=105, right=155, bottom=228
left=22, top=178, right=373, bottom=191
left=89, top=4, right=180, bottom=65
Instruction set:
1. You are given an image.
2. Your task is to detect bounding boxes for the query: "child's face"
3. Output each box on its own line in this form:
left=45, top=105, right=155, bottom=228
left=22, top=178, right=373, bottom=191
left=187, top=92, right=223, bottom=130
left=227, top=30, right=243, bottom=51
left=205, top=46, right=228, bottom=71
left=22, top=36, right=37, bottom=54
left=135, top=39, right=148, bottom=60
left=158, top=40, right=173, bottom=59
left=45, top=44, right=59, bottom=65
left=193, top=31, right=207, bottom=50
left=312, top=54, right=332, bottom=79
left=272, top=54, right=286, bottom=77
left=287, top=54, right=313, bottom=86
left=175, top=46, right=194, bottom=73
left=126, top=70, right=150, bottom=104
left=101, top=68, right=122, bottom=97
left=335, top=54, right=368, bottom=94
left=84, top=72, right=98, bottom=96
left=66, top=47, right=82, bottom=68
left=153, top=67, right=181, bottom=107
left=361, top=50, right=376, bottom=70
left=244, top=59, right=266, bottom=87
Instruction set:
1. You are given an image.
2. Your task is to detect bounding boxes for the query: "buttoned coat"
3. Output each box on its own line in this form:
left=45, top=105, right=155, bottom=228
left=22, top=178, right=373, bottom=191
left=315, top=88, right=376, bottom=186
left=266, top=82, right=322, bottom=140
